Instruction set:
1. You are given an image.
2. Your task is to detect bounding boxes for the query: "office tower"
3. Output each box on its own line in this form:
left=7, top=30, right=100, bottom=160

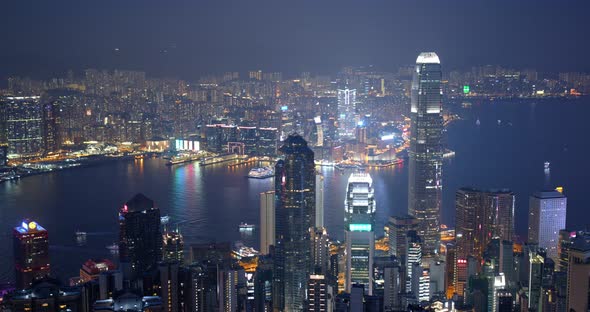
left=260, top=191, right=275, bottom=255
left=528, top=190, right=567, bottom=262
left=237, top=126, right=258, bottom=155
left=98, top=270, right=123, bottom=299
left=1, top=278, right=83, bottom=311
left=566, top=236, right=590, bottom=312
left=163, top=229, right=184, bottom=262
left=344, top=172, right=376, bottom=295
left=337, top=86, right=357, bottom=139
left=159, top=261, right=180, bottom=312
left=387, top=215, right=419, bottom=259
left=257, top=127, right=279, bottom=156
left=406, top=231, right=422, bottom=293
left=455, top=187, right=487, bottom=285
left=249, top=70, right=262, bottom=81
left=407, top=52, right=444, bottom=257
left=274, top=134, right=315, bottom=312
left=0, top=96, right=43, bottom=157
left=414, top=268, right=430, bottom=302
left=118, top=193, right=163, bottom=281
left=487, top=190, right=515, bottom=242
left=13, top=220, right=50, bottom=289
left=311, top=227, right=330, bottom=275
left=42, top=100, right=60, bottom=154
left=558, top=229, right=574, bottom=272
left=307, top=274, right=333, bottom=312
left=498, top=240, right=514, bottom=285
left=349, top=284, right=365, bottom=312
left=187, top=263, right=214, bottom=312
left=528, top=251, right=544, bottom=311
left=383, top=264, right=401, bottom=312
left=314, top=116, right=324, bottom=147
left=497, top=289, right=513, bottom=312
left=315, top=173, right=325, bottom=228
left=427, top=259, right=445, bottom=297
left=80, top=259, right=116, bottom=283
left=254, top=256, right=274, bottom=312
left=488, top=274, right=506, bottom=312
left=218, top=268, right=239, bottom=312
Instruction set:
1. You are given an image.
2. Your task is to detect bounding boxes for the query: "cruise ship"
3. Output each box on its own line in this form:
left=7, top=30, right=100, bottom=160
left=247, top=166, right=274, bottom=179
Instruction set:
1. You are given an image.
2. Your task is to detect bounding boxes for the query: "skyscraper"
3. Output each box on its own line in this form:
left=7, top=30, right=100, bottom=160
left=407, top=52, right=443, bottom=257
left=260, top=190, right=275, bottom=255
left=528, top=190, right=567, bottom=262
left=162, top=229, right=184, bottom=262
left=307, top=274, right=333, bottom=312
left=337, top=87, right=357, bottom=139
left=0, top=96, right=43, bottom=157
left=13, top=220, right=50, bottom=289
left=344, top=172, right=376, bottom=295
left=118, top=193, right=162, bottom=281
left=274, top=134, right=315, bottom=312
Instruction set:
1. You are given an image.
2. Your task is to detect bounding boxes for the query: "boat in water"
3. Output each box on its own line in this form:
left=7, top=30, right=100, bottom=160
left=247, top=166, right=274, bottom=179
left=238, top=222, right=255, bottom=232
left=544, top=161, right=550, bottom=171
left=161, top=215, right=170, bottom=225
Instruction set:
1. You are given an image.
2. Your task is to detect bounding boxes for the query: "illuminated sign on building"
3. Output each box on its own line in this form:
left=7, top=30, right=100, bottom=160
left=175, top=140, right=200, bottom=152
left=349, top=224, right=372, bottom=232
left=463, top=85, right=470, bottom=94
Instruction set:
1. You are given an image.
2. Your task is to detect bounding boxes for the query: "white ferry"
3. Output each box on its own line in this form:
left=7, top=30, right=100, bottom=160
left=247, top=166, right=274, bottom=179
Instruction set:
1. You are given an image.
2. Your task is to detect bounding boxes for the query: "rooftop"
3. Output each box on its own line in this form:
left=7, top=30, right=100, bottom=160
left=416, top=52, right=440, bottom=64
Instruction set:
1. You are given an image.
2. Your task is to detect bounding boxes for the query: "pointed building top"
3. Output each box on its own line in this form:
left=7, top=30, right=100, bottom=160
left=124, top=193, right=155, bottom=212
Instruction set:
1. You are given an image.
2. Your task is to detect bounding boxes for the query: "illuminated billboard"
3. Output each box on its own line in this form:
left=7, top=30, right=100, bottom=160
left=175, top=139, right=200, bottom=152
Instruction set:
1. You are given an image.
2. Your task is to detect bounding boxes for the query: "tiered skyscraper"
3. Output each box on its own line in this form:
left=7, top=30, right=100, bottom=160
left=407, top=52, right=444, bottom=257
left=344, top=172, right=375, bottom=295
left=273, top=134, right=315, bottom=311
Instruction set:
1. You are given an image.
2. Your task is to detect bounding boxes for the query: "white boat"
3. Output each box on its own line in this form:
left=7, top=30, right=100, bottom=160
left=161, top=215, right=170, bottom=225
left=247, top=166, right=274, bottom=179
left=544, top=161, right=550, bottom=170
left=239, top=223, right=255, bottom=231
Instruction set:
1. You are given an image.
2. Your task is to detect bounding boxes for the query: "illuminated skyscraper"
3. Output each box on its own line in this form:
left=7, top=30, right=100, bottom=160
left=528, top=190, right=567, bottom=262
left=274, top=134, right=315, bottom=311
left=337, top=87, right=357, bottom=139
left=118, top=193, right=162, bottom=281
left=13, top=220, right=50, bottom=289
left=163, top=228, right=184, bottom=262
left=259, top=191, right=275, bottom=255
left=407, top=52, right=443, bottom=257
left=0, top=96, right=43, bottom=157
left=344, top=172, right=376, bottom=295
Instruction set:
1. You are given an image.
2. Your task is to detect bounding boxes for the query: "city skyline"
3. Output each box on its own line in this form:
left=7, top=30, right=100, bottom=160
left=1, top=2, right=590, bottom=311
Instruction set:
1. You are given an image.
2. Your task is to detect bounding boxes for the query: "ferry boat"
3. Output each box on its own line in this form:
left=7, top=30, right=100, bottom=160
left=544, top=161, right=550, bottom=170
left=161, top=215, right=170, bottom=225
left=247, top=166, right=274, bottom=179
left=200, top=154, right=242, bottom=166
left=166, top=153, right=201, bottom=166
left=238, top=223, right=255, bottom=232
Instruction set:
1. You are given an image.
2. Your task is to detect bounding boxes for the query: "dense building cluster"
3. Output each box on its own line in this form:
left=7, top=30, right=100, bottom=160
left=1, top=52, right=589, bottom=312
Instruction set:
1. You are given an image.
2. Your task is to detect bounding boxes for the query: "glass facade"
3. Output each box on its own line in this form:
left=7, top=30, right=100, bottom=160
left=528, top=190, right=567, bottom=262
left=337, top=87, right=357, bottom=139
left=273, top=134, right=315, bottom=311
left=1, top=96, right=43, bottom=157
left=408, top=52, right=443, bottom=257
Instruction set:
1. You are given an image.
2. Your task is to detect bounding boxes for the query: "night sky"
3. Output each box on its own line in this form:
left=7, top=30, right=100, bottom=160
left=2, top=0, right=589, bottom=80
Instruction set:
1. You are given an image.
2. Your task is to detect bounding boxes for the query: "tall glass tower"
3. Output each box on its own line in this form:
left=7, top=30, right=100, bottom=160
left=408, top=52, right=443, bottom=257
left=344, top=172, right=375, bottom=295
left=274, top=134, right=315, bottom=311
left=337, top=87, right=357, bottom=139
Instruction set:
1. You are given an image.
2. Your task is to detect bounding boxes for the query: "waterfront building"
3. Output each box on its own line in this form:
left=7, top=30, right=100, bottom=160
left=337, top=86, right=357, bottom=139
left=13, top=220, right=50, bottom=289
left=118, top=193, right=162, bottom=281
left=0, top=96, right=43, bottom=157
left=528, top=190, right=567, bottom=262
left=344, top=172, right=376, bottom=295
left=260, top=191, right=275, bottom=255
left=274, top=134, right=315, bottom=311
left=407, top=52, right=444, bottom=257
left=257, top=127, right=278, bottom=156
left=163, top=229, right=184, bottom=262
left=80, top=259, right=116, bottom=283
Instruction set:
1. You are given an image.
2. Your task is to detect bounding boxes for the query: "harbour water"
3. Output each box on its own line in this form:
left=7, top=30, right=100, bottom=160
left=1, top=98, right=590, bottom=282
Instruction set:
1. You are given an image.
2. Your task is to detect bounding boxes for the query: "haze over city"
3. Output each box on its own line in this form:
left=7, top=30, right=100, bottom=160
left=1, top=1, right=590, bottom=312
